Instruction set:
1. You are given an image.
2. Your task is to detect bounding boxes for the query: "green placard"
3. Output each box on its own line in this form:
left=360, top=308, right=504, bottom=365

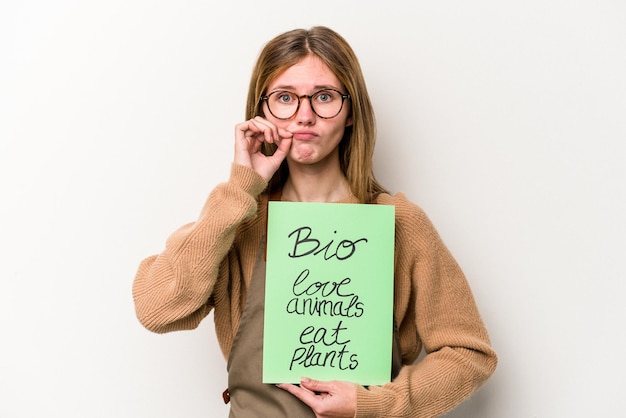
left=263, top=201, right=395, bottom=385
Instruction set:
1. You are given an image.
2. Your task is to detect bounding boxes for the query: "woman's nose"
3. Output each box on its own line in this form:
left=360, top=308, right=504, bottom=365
left=295, top=96, right=316, bottom=123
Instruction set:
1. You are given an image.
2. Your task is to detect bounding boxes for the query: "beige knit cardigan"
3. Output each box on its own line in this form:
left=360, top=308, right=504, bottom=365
left=133, top=163, right=498, bottom=417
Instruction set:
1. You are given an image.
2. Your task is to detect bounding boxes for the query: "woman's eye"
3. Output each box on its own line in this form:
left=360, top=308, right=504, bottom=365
left=278, top=93, right=295, bottom=103
left=316, top=91, right=334, bottom=102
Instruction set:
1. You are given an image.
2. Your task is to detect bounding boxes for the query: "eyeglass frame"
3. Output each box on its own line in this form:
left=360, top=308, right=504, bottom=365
left=260, top=88, right=351, bottom=120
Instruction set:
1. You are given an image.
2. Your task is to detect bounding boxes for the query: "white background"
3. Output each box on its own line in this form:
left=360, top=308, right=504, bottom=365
left=1, top=1, right=625, bottom=417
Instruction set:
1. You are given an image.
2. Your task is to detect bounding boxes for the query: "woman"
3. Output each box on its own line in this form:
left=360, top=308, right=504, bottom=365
left=133, top=26, right=497, bottom=417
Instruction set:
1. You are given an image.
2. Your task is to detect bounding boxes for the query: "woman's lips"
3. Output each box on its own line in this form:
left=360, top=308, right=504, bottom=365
left=292, top=131, right=317, bottom=140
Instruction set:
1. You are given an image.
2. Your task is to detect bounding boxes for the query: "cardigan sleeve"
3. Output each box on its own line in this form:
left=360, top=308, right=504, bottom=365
left=132, top=164, right=267, bottom=334
left=354, top=193, right=498, bottom=417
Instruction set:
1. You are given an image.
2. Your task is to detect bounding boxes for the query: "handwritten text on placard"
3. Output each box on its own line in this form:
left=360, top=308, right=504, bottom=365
left=263, top=202, right=395, bottom=385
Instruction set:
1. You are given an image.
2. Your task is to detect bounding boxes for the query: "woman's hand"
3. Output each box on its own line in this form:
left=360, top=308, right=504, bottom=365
left=277, top=377, right=357, bottom=418
left=234, top=116, right=293, bottom=182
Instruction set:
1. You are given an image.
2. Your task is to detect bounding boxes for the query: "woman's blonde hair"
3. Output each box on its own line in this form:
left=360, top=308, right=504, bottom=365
left=245, top=26, right=387, bottom=203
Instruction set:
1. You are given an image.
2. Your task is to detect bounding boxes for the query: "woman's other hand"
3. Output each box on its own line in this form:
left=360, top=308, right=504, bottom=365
left=277, top=377, right=357, bottom=418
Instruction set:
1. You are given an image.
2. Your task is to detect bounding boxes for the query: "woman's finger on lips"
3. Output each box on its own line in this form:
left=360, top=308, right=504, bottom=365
left=278, top=128, right=293, bottom=140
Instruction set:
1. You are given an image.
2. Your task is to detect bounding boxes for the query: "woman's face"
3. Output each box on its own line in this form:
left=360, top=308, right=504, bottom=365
left=264, top=55, right=352, bottom=167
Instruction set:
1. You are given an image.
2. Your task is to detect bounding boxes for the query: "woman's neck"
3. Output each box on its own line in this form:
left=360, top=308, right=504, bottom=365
left=282, top=162, right=351, bottom=203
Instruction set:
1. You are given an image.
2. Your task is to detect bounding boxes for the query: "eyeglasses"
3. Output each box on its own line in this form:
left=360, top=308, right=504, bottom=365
left=260, top=89, right=350, bottom=120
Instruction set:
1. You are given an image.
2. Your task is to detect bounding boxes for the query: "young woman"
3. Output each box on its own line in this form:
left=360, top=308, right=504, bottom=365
left=133, top=26, right=497, bottom=418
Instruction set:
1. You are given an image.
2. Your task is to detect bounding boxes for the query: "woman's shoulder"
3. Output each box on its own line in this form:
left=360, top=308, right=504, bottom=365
left=375, top=192, right=427, bottom=220
left=374, top=191, right=439, bottom=238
